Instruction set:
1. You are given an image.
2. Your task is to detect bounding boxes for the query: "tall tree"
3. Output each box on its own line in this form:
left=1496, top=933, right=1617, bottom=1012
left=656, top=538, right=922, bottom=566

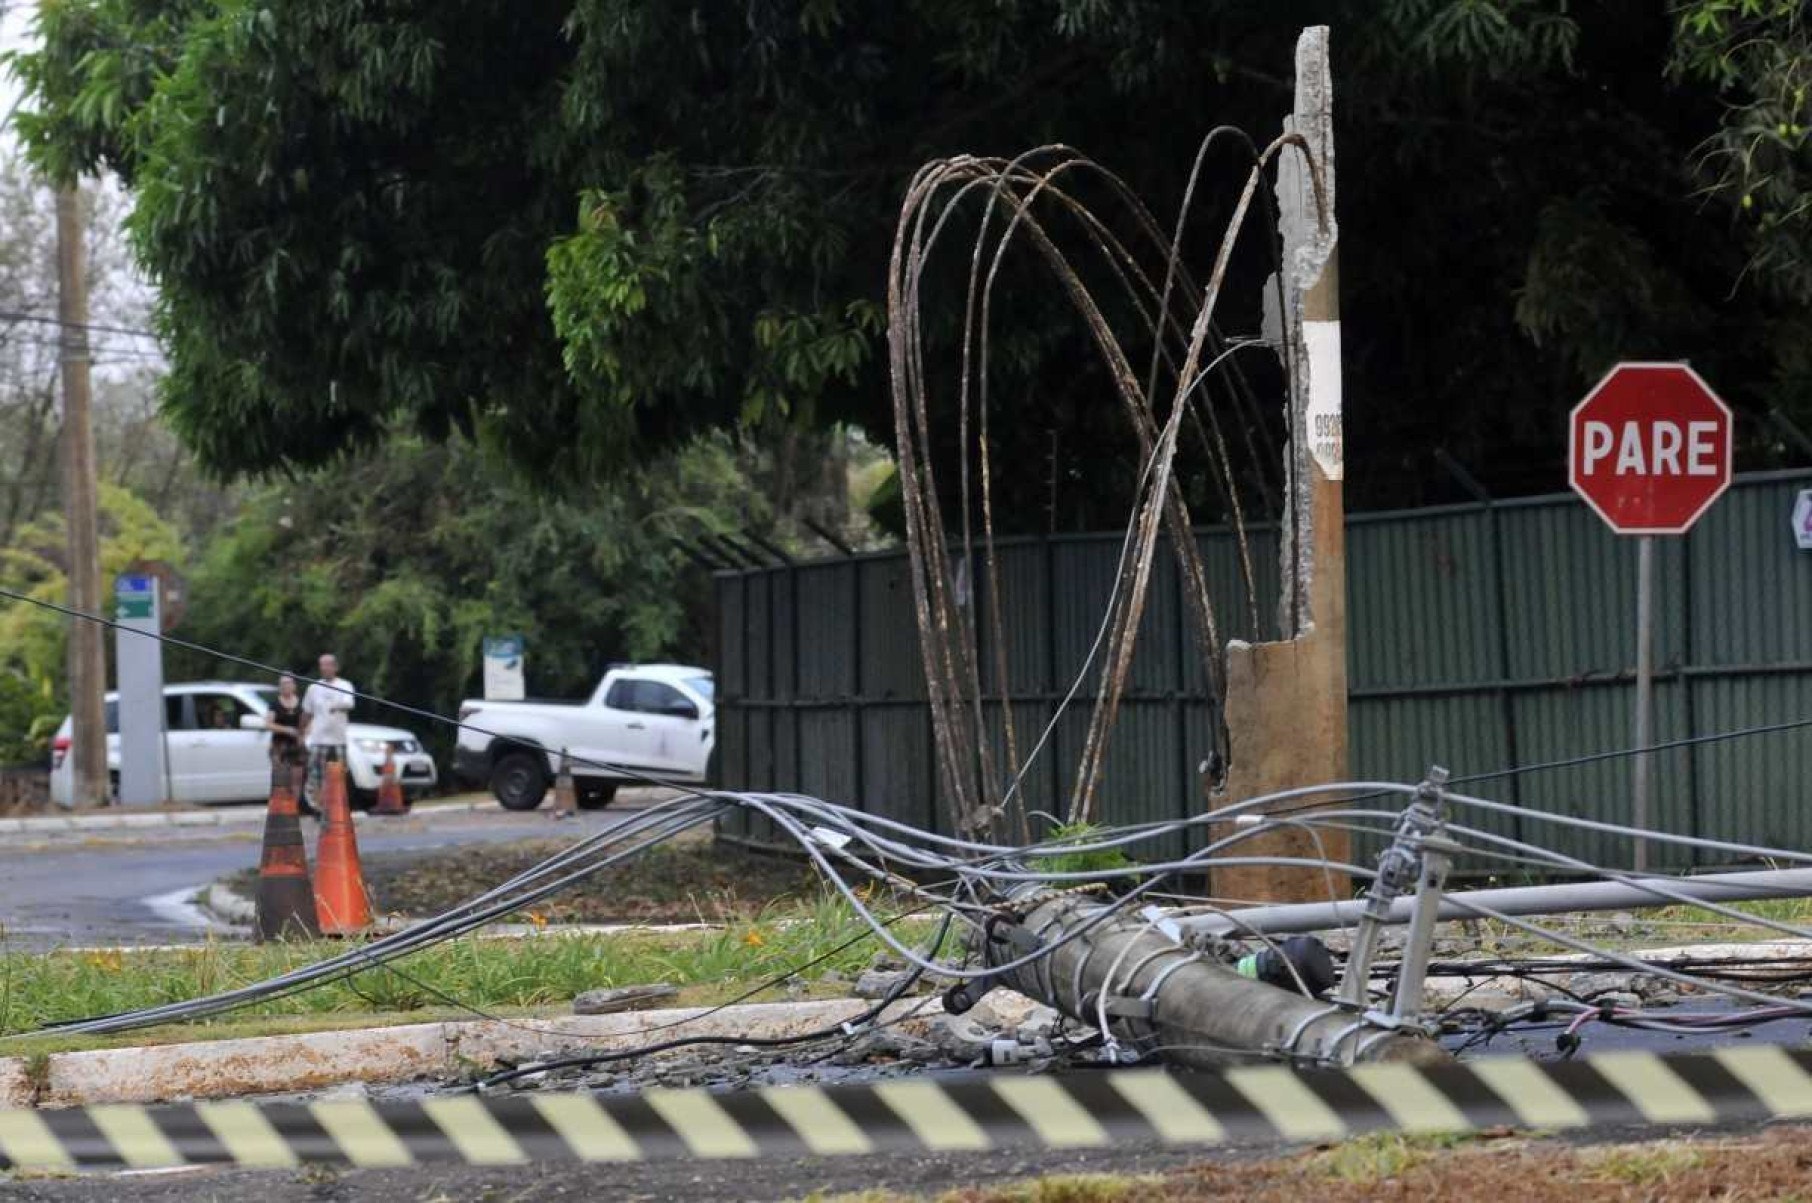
left=0, top=153, right=163, bottom=547
left=15, top=1, right=1812, bottom=518
left=169, top=435, right=762, bottom=757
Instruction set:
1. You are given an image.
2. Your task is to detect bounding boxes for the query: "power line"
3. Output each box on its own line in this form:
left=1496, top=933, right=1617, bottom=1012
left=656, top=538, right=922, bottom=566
left=11, top=580, right=1812, bottom=839
left=0, top=308, right=160, bottom=341
left=12, top=582, right=1812, bottom=1049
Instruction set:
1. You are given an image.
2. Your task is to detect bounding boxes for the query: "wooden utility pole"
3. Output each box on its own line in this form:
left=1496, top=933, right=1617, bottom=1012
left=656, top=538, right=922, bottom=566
left=57, top=182, right=107, bottom=806
left=1212, top=27, right=1349, bottom=903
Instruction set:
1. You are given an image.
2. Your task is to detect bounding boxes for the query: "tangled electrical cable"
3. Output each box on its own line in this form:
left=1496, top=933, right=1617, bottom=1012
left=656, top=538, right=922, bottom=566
left=12, top=584, right=1812, bottom=1073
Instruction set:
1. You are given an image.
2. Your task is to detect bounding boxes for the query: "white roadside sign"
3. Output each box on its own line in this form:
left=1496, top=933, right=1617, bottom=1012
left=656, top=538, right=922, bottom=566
left=113, top=573, right=166, bottom=805
left=483, top=635, right=526, bottom=701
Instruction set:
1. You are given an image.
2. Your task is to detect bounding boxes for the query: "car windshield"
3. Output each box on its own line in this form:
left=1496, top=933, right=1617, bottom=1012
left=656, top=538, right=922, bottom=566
left=246, top=687, right=277, bottom=713
left=686, top=676, right=714, bottom=700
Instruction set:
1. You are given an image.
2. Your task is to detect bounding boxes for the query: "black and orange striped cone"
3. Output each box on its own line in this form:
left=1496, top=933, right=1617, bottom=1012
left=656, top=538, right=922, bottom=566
left=373, top=747, right=407, bottom=815
left=313, top=756, right=374, bottom=936
left=255, top=770, right=319, bottom=942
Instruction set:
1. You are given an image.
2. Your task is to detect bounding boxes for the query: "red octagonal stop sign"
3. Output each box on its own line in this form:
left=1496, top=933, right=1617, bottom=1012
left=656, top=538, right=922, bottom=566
left=1568, top=362, right=1732, bottom=535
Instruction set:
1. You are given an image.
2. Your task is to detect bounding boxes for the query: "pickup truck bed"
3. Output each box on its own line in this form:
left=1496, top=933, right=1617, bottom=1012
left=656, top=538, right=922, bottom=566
left=454, top=663, right=715, bottom=810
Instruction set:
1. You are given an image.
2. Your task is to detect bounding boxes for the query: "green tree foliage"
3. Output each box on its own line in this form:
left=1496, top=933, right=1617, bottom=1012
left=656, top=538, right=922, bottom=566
left=169, top=437, right=754, bottom=757
left=15, top=1, right=1812, bottom=516
left=1669, top=1, right=1812, bottom=301
left=0, top=484, right=184, bottom=760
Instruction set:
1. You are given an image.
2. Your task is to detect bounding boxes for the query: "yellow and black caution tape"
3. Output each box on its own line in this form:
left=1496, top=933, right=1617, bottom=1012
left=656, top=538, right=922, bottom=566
left=7, top=1048, right=1811, bottom=1171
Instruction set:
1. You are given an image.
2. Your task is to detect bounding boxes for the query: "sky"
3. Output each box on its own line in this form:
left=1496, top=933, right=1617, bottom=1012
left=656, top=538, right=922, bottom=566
left=1, top=3, right=31, bottom=154
left=0, top=3, right=164, bottom=376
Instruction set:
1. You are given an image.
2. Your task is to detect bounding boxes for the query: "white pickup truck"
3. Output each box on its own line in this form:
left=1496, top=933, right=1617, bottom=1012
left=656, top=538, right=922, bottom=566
left=453, top=663, right=715, bottom=810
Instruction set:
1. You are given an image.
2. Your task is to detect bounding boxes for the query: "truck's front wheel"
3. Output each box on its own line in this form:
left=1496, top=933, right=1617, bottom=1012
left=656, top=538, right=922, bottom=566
left=491, top=751, right=548, bottom=811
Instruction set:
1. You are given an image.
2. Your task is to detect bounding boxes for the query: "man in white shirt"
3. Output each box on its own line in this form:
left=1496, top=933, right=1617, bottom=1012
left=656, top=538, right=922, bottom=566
left=301, top=652, right=355, bottom=817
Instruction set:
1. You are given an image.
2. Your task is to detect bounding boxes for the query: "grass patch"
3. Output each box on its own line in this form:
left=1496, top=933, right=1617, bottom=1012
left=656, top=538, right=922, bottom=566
left=1442, top=891, right=1812, bottom=957
left=813, top=1177, right=1157, bottom=1203
left=1586, top=1141, right=1707, bottom=1186
left=0, top=894, right=927, bottom=1049
left=1026, top=822, right=1135, bottom=878
left=837, top=1129, right=1812, bottom=1202
left=964, top=1176, right=1155, bottom=1202
left=1309, top=1132, right=1474, bottom=1183
left=1645, top=894, right=1812, bottom=928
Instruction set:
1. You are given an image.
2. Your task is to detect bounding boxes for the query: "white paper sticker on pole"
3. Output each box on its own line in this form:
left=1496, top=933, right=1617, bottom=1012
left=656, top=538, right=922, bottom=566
left=1304, top=319, right=1343, bottom=480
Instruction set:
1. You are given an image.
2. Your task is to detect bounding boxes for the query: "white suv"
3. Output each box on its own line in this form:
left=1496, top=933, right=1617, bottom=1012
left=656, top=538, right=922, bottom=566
left=48, top=681, right=438, bottom=807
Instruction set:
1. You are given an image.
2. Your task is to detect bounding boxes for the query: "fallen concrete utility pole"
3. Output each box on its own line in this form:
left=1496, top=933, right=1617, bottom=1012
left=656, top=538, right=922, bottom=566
left=969, top=892, right=1446, bottom=1069
left=1176, top=867, right=1812, bottom=940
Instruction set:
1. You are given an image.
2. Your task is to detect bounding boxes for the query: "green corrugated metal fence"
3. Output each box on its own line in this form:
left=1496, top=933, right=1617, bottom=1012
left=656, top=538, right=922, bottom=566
left=715, top=469, right=1812, bottom=869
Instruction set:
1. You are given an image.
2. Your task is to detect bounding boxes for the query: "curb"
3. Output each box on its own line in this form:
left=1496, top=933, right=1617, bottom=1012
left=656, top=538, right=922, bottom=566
left=1414, top=939, right=1812, bottom=1006
left=4, top=786, right=680, bottom=836
left=195, top=880, right=720, bottom=940
left=0, top=997, right=940, bottom=1109
left=199, top=882, right=256, bottom=927
left=0, top=796, right=507, bottom=836
left=0, top=1045, right=1806, bottom=1170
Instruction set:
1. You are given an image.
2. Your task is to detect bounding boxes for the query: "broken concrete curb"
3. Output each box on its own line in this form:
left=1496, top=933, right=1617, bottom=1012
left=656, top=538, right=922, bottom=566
left=0, top=994, right=1032, bottom=1109
left=1411, top=939, right=1812, bottom=1006
left=200, top=881, right=256, bottom=927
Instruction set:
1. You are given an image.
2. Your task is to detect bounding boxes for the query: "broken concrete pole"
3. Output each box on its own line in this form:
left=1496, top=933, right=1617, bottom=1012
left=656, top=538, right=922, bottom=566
left=1212, top=24, right=1351, bottom=905
left=977, top=893, right=1445, bottom=1070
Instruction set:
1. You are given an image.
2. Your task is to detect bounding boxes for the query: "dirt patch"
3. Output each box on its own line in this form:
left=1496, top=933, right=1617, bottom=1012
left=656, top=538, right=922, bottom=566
left=919, top=1126, right=1812, bottom=1202
left=235, top=834, right=820, bottom=924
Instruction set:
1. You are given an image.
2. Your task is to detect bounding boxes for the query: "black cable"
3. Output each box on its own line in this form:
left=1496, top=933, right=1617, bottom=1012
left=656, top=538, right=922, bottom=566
left=37, top=800, right=722, bottom=1033
left=22, top=583, right=1812, bottom=1044
left=340, top=901, right=939, bottom=1046
left=18, top=581, right=1812, bottom=859
left=479, top=911, right=955, bottom=1088
left=0, top=309, right=161, bottom=340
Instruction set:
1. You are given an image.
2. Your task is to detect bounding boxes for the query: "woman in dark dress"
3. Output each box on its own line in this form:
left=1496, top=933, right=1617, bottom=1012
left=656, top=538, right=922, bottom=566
left=266, top=674, right=312, bottom=815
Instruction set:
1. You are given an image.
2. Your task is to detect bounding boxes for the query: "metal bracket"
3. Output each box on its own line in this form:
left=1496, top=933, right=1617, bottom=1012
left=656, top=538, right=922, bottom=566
left=1102, top=996, right=1156, bottom=1020
left=1382, top=832, right=1459, bottom=1031
left=1334, top=764, right=1450, bottom=1010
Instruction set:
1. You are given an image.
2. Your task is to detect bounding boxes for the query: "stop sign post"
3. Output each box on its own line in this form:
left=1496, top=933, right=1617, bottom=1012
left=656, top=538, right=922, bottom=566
left=1568, top=362, right=1732, bottom=871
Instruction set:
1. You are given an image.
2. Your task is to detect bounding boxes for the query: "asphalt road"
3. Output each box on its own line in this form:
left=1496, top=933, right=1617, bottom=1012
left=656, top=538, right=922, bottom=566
left=0, top=1143, right=1239, bottom=1202
left=0, top=800, right=641, bottom=950
left=0, top=1119, right=1790, bottom=1202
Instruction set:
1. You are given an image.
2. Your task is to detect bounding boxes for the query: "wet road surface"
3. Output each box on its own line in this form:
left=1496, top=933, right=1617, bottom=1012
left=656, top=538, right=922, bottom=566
left=0, top=800, right=642, bottom=949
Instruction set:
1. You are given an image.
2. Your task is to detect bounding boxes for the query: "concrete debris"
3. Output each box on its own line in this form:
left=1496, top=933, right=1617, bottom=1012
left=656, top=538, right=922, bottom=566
left=852, top=969, right=919, bottom=1000
left=311, top=1081, right=370, bottom=1101
left=1013, top=1005, right=1064, bottom=1044
left=925, top=1013, right=998, bottom=1062
left=572, top=984, right=681, bottom=1015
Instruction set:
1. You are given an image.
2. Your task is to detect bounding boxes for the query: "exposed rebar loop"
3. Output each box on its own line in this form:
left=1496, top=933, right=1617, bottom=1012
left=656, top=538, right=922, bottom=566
left=887, top=131, right=1324, bottom=838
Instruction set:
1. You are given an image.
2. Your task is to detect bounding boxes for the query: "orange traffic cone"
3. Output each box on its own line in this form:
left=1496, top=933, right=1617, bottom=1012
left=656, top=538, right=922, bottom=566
left=552, top=748, right=577, bottom=820
left=373, top=747, right=407, bottom=815
left=313, top=756, right=373, bottom=935
left=255, top=770, right=318, bottom=942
